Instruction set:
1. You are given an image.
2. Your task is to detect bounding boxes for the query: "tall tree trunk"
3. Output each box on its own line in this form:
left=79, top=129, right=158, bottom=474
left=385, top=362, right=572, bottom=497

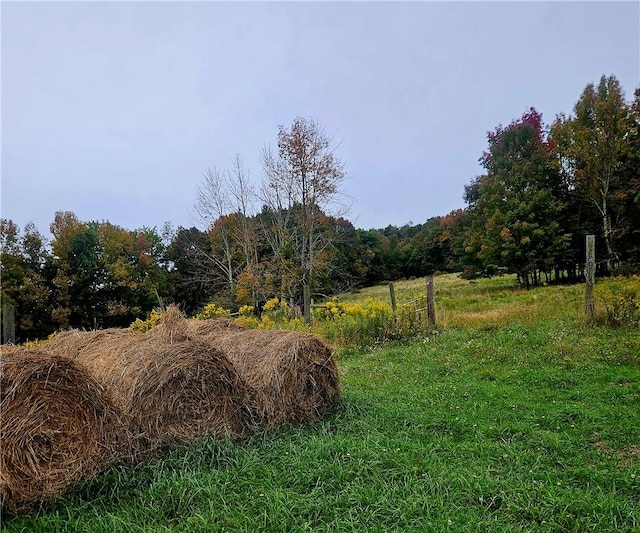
left=602, top=212, right=616, bottom=273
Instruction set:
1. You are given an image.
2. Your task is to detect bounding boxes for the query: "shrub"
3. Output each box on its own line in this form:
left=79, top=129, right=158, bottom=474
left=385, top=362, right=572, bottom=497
left=593, top=276, right=640, bottom=328
left=196, top=303, right=232, bottom=320
left=261, top=298, right=290, bottom=322
left=129, top=310, right=162, bottom=332
left=317, top=297, right=396, bottom=347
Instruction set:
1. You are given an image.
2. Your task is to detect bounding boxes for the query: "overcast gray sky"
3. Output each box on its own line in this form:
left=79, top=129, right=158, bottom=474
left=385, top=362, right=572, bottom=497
left=2, top=1, right=639, bottom=238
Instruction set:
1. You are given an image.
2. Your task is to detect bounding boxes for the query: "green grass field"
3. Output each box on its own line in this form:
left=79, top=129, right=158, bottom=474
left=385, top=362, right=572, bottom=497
left=3, top=275, right=639, bottom=532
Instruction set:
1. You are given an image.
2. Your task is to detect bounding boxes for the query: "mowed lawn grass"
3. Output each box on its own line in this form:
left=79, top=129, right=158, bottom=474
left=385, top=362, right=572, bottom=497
left=3, top=275, right=639, bottom=532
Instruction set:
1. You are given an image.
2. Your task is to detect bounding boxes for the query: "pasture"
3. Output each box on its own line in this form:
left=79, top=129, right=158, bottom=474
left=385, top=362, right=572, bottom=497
left=2, top=274, right=639, bottom=532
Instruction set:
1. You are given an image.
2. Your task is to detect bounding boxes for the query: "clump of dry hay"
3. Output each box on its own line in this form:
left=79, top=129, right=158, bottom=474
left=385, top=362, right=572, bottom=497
left=154, top=305, right=190, bottom=343
left=47, top=328, right=253, bottom=460
left=193, top=329, right=341, bottom=428
left=0, top=349, right=121, bottom=514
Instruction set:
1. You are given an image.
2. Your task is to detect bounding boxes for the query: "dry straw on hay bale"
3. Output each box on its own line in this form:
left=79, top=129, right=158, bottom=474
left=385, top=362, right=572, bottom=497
left=223, top=330, right=341, bottom=427
left=0, top=344, right=21, bottom=355
left=185, top=327, right=341, bottom=428
left=141, top=305, right=246, bottom=345
left=44, top=328, right=129, bottom=360
left=46, top=327, right=253, bottom=460
left=0, top=349, right=121, bottom=514
left=181, top=316, right=248, bottom=341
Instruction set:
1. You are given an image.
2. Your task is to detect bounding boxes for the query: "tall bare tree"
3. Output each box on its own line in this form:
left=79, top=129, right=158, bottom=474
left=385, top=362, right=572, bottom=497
left=260, top=117, right=348, bottom=299
left=193, top=154, right=257, bottom=291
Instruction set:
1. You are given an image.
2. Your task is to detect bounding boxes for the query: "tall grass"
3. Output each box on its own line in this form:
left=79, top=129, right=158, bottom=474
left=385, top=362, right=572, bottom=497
left=3, top=274, right=639, bottom=531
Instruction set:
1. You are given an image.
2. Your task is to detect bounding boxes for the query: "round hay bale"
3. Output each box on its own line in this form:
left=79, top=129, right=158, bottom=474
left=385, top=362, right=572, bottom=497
left=60, top=330, right=254, bottom=460
left=0, top=349, right=121, bottom=514
left=204, top=330, right=341, bottom=428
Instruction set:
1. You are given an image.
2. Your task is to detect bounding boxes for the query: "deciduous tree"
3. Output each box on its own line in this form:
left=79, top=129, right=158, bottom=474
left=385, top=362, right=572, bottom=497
left=193, top=154, right=259, bottom=300
left=260, top=117, right=348, bottom=301
left=551, top=75, right=631, bottom=270
left=464, top=109, right=570, bottom=286
left=1, top=220, right=54, bottom=340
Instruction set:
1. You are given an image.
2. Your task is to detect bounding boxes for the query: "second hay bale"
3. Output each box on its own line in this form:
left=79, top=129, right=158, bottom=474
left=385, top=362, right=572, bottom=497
left=181, top=323, right=341, bottom=428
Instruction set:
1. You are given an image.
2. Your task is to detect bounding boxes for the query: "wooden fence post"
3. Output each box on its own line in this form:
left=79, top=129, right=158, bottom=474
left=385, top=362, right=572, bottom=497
left=426, top=275, right=436, bottom=326
left=585, top=235, right=595, bottom=320
left=389, top=282, right=397, bottom=323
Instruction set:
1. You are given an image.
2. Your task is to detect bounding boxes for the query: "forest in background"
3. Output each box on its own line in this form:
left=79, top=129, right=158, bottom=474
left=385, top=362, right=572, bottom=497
left=2, top=75, right=639, bottom=342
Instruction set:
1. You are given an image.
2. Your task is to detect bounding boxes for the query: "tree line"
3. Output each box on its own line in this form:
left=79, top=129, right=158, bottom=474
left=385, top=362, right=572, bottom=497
left=2, top=75, right=639, bottom=342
